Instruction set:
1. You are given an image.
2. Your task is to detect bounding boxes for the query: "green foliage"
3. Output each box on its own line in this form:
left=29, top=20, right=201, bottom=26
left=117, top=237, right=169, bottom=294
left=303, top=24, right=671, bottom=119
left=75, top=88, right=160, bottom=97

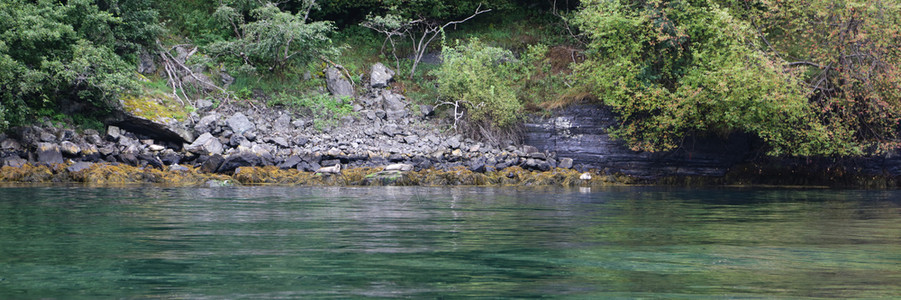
left=432, top=39, right=532, bottom=127
left=573, top=0, right=854, bottom=156
left=208, top=3, right=339, bottom=75
left=0, top=0, right=149, bottom=128
left=267, top=93, right=354, bottom=130
left=316, top=0, right=515, bottom=26
left=727, top=0, right=901, bottom=153
left=0, top=101, right=7, bottom=131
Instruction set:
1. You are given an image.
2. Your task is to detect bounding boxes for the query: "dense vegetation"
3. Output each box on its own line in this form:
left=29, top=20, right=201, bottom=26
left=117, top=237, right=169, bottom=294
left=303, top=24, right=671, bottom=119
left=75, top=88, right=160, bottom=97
left=1, top=0, right=898, bottom=156
left=574, top=0, right=901, bottom=155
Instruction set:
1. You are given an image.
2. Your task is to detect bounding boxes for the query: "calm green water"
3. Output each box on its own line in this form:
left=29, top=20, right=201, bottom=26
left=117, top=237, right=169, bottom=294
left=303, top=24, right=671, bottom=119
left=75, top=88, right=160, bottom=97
left=0, top=186, right=899, bottom=299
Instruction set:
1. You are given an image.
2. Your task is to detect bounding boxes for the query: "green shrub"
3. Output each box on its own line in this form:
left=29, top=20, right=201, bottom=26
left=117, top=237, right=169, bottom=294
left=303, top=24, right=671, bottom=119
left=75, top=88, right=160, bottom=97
left=0, top=0, right=145, bottom=127
left=572, top=0, right=845, bottom=156
left=432, top=38, right=528, bottom=127
left=208, top=3, right=339, bottom=76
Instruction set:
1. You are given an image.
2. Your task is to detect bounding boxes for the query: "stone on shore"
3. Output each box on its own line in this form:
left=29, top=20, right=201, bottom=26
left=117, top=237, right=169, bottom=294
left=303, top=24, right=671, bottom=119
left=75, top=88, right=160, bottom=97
left=370, top=63, right=395, bottom=88
left=226, top=112, right=255, bottom=135
left=325, top=67, right=354, bottom=98
left=36, top=143, right=64, bottom=165
left=187, top=133, right=224, bottom=155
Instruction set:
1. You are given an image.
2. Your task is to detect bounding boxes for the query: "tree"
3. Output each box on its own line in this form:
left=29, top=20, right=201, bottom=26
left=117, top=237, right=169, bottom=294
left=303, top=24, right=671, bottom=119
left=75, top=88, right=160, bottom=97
left=433, top=39, right=527, bottom=130
left=573, top=0, right=898, bottom=156
left=0, top=0, right=144, bottom=127
left=362, top=4, right=491, bottom=79
left=733, top=0, right=901, bottom=153
left=209, top=2, right=339, bottom=75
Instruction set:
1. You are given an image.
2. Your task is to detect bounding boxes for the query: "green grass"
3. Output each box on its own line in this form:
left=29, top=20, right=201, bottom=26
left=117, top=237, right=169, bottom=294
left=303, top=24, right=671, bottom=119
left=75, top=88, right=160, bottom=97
left=267, top=92, right=355, bottom=131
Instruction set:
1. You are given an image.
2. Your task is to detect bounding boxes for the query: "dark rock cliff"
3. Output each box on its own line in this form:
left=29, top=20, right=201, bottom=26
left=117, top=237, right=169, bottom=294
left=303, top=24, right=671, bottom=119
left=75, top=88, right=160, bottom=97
left=523, top=102, right=901, bottom=185
left=523, top=103, right=756, bottom=179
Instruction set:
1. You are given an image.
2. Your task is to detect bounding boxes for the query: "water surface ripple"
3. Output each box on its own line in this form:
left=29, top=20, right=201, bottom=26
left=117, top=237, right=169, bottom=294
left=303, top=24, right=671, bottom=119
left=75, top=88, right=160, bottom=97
left=1, top=186, right=899, bottom=298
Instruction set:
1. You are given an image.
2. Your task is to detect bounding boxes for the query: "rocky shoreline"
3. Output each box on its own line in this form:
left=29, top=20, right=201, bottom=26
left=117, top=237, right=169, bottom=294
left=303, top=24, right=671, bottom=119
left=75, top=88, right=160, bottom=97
left=1, top=63, right=591, bottom=186
left=2, top=63, right=900, bottom=188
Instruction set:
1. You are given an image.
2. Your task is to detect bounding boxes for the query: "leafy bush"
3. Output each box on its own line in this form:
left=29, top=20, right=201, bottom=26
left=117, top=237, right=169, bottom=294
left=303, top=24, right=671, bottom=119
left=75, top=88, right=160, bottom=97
left=208, top=3, right=339, bottom=75
left=573, top=0, right=848, bottom=156
left=0, top=0, right=147, bottom=127
left=432, top=39, right=529, bottom=127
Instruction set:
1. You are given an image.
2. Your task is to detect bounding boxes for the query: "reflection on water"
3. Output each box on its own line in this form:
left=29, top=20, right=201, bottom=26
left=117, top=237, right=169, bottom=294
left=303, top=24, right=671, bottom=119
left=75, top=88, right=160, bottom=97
left=0, top=186, right=900, bottom=298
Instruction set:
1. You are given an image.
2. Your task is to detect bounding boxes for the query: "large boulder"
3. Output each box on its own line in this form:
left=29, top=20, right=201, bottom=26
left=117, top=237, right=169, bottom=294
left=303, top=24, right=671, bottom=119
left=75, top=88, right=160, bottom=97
left=36, top=143, right=64, bottom=165
left=217, top=153, right=264, bottom=173
left=60, top=141, right=81, bottom=156
left=226, top=112, right=255, bottom=135
left=194, top=113, right=219, bottom=134
left=2, top=156, right=26, bottom=168
left=382, top=93, right=407, bottom=121
left=186, top=133, right=224, bottom=155
left=137, top=51, right=156, bottom=74
left=106, top=112, right=193, bottom=149
left=325, top=67, right=354, bottom=98
left=370, top=63, right=395, bottom=88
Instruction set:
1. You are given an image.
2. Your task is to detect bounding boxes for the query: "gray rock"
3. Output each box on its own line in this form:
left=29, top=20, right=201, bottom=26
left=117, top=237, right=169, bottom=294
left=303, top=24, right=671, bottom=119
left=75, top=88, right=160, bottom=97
left=529, top=152, right=547, bottom=159
left=522, top=158, right=551, bottom=171
left=271, top=137, right=290, bottom=148
left=228, top=134, right=247, bottom=147
left=382, top=93, right=406, bottom=111
left=227, top=112, right=255, bottom=135
left=36, top=143, right=64, bottom=164
left=106, top=126, right=121, bottom=142
left=1, top=139, right=22, bottom=151
left=559, top=157, right=574, bottom=169
left=187, top=133, right=224, bottom=155
left=382, top=124, right=400, bottom=137
left=195, top=113, right=219, bottom=134
left=60, top=130, right=76, bottom=141
left=169, top=164, right=190, bottom=172
left=195, top=99, right=215, bottom=111
left=277, top=156, right=302, bottom=169
left=243, top=130, right=257, bottom=142
left=2, top=157, right=26, bottom=168
left=40, top=131, right=56, bottom=143
left=60, top=141, right=81, bottom=156
left=85, top=134, right=103, bottom=145
left=523, top=145, right=540, bottom=154
left=370, top=62, right=395, bottom=88
left=447, top=136, right=461, bottom=149
left=66, top=162, right=94, bottom=173
left=325, top=67, right=354, bottom=98
left=386, top=109, right=407, bottom=121
left=420, top=104, right=434, bottom=117
left=138, top=51, right=156, bottom=74
left=98, top=144, right=116, bottom=156
left=468, top=157, right=488, bottom=173
left=174, top=45, right=193, bottom=64
left=218, top=153, right=265, bottom=173
left=220, top=72, right=235, bottom=88
left=200, top=155, right=224, bottom=173
left=274, top=114, right=291, bottom=129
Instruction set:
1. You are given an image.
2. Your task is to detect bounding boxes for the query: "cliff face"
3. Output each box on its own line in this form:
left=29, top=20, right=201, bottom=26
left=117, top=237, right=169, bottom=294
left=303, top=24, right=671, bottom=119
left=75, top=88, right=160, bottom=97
left=523, top=102, right=901, bottom=186
left=523, top=103, right=757, bottom=179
